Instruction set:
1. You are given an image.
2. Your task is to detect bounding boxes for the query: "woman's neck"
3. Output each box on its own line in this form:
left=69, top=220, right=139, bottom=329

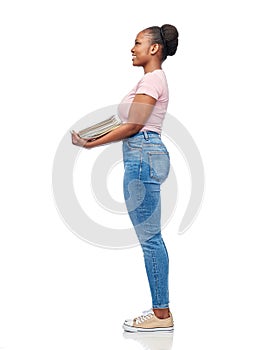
left=143, top=62, right=162, bottom=74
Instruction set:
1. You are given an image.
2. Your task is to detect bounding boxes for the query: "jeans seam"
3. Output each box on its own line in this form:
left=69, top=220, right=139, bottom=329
left=151, top=249, right=161, bottom=306
left=139, top=149, right=143, bottom=181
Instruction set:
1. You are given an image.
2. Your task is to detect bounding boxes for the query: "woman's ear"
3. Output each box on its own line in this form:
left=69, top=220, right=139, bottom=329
left=150, top=43, right=160, bottom=55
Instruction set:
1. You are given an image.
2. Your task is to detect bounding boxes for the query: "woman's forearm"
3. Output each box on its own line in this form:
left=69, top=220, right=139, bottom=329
left=84, top=123, right=143, bottom=149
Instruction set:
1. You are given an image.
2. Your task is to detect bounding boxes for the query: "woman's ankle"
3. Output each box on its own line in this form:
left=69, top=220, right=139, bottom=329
left=152, top=308, right=170, bottom=319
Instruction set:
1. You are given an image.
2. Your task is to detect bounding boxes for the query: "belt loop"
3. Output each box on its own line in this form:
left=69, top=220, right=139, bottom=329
left=143, top=131, right=149, bottom=140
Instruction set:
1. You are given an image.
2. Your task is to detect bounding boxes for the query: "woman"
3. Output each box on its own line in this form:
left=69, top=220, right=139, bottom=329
left=72, top=24, right=179, bottom=332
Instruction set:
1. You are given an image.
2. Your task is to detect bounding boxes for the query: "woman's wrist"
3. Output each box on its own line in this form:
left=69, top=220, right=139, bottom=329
left=82, top=139, right=88, bottom=148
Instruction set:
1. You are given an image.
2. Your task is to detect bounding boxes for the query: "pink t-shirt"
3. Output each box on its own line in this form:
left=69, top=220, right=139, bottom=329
left=118, top=69, right=169, bottom=134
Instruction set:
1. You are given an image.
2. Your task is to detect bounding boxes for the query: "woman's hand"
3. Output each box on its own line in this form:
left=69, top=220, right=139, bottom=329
left=71, top=130, right=88, bottom=148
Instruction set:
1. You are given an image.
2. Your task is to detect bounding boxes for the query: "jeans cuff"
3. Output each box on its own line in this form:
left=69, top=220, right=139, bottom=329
left=152, top=304, right=169, bottom=309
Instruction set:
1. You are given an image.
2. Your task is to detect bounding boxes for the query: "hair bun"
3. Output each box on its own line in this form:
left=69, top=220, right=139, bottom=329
left=161, top=24, right=179, bottom=56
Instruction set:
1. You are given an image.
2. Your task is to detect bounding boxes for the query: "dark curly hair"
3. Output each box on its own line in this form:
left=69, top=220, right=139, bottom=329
left=144, top=24, right=179, bottom=62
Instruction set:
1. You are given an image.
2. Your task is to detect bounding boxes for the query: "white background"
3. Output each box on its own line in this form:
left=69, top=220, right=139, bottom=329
left=1, top=0, right=257, bottom=349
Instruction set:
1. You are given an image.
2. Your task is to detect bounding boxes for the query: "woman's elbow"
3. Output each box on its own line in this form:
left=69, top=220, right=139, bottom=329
left=126, top=123, right=143, bottom=135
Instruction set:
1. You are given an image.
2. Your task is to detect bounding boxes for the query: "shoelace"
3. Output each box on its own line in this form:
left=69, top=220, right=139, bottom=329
left=134, top=310, right=154, bottom=325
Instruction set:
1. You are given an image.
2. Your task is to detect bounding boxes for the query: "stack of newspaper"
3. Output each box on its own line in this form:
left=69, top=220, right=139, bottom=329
left=78, top=114, right=122, bottom=139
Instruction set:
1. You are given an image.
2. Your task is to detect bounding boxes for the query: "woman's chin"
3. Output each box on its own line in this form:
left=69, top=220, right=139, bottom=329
left=132, top=60, right=140, bottom=67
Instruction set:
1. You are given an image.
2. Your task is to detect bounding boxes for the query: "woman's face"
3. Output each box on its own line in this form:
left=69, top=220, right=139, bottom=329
left=131, top=31, right=153, bottom=67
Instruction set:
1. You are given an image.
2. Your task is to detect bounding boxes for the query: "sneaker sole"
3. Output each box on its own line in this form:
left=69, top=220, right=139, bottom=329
left=123, top=324, right=174, bottom=333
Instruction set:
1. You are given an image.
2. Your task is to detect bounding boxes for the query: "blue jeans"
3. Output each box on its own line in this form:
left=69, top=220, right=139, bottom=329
left=123, top=131, right=170, bottom=309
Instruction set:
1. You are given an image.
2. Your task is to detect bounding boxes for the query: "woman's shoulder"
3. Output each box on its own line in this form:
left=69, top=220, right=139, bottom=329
left=147, top=69, right=166, bottom=77
left=143, top=70, right=168, bottom=90
left=144, top=69, right=167, bottom=84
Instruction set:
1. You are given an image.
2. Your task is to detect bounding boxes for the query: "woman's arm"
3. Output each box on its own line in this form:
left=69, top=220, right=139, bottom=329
left=71, top=94, right=156, bottom=149
left=71, top=122, right=143, bottom=149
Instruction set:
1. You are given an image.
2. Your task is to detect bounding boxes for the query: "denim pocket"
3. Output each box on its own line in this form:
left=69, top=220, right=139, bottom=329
left=127, top=139, right=142, bottom=150
left=148, top=152, right=170, bottom=184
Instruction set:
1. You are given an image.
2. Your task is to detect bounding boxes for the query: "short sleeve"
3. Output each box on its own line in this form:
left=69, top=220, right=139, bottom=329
left=136, top=71, right=163, bottom=100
